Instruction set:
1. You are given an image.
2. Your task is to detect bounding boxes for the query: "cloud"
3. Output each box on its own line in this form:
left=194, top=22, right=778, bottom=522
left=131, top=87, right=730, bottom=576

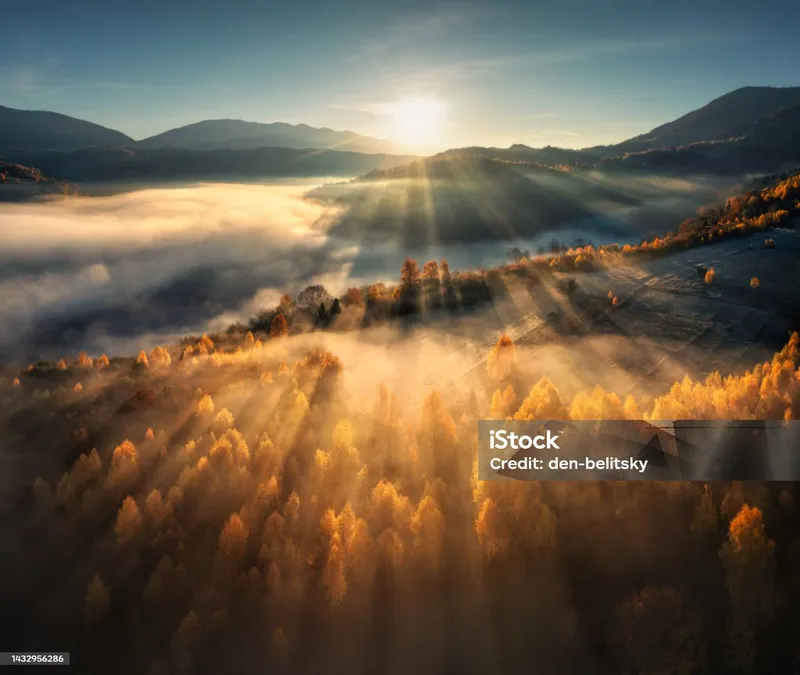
left=356, top=3, right=485, bottom=58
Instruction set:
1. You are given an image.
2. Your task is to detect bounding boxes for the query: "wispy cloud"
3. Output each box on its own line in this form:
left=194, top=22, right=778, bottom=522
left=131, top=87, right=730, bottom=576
left=506, top=112, right=558, bottom=122
left=340, top=33, right=688, bottom=100
left=356, top=2, right=487, bottom=58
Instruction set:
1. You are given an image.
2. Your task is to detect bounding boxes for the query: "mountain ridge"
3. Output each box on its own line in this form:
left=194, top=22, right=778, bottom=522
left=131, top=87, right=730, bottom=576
left=0, top=104, right=397, bottom=155
left=136, top=118, right=396, bottom=154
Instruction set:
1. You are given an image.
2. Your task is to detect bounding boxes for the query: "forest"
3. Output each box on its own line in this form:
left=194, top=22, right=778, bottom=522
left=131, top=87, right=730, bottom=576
left=1, top=170, right=799, bottom=675
left=2, top=322, right=799, bottom=675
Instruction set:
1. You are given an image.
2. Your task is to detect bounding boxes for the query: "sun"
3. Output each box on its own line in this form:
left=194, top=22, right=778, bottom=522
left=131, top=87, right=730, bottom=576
left=390, top=97, right=445, bottom=148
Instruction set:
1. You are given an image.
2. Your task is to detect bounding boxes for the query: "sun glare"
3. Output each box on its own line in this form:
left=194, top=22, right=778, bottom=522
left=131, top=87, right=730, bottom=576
left=390, top=97, right=445, bottom=148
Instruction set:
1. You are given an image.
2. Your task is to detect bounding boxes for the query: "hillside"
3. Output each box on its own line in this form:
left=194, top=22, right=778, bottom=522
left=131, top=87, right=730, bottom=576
left=0, top=105, right=134, bottom=152
left=137, top=119, right=396, bottom=154
left=429, top=87, right=800, bottom=177
left=311, top=155, right=625, bottom=248
left=605, top=86, right=800, bottom=154
left=0, top=161, right=76, bottom=201
left=1, top=147, right=418, bottom=184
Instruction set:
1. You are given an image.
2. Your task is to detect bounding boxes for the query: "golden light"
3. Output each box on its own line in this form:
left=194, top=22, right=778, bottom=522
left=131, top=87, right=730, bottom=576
left=390, top=97, right=446, bottom=148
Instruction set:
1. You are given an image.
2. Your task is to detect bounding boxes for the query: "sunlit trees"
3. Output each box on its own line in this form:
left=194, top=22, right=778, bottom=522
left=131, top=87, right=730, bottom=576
left=489, top=385, right=516, bottom=419
left=569, top=386, right=625, bottom=420
left=319, top=509, right=347, bottom=605
left=213, top=408, right=235, bottom=433
left=7, top=316, right=800, bottom=675
left=106, top=440, right=139, bottom=490
left=144, top=489, right=173, bottom=528
left=475, top=498, right=510, bottom=560
left=197, top=394, right=215, bottom=416
left=646, top=333, right=799, bottom=421
left=721, top=504, right=779, bottom=675
left=338, top=501, right=371, bottom=569
left=57, top=448, right=102, bottom=505
left=297, top=284, right=331, bottom=310
left=149, top=345, right=172, bottom=367
left=487, top=334, right=516, bottom=382
left=341, top=287, right=363, bottom=307
left=369, top=480, right=411, bottom=534
left=396, top=258, right=422, bottom=315
left=514, top=375, right=567, bottom=420
left=219, top=513, right=249, bottom=560
left=135, top=350, right=149, bottom=368
left=76, top=351, right=93, bottom=368
left=410, top=495, right=445, bottom=567
left=269, top=313, right=289, bottom=338
left=422, top=259, right=442, bottom=310
left=115, top=496, right=143, bottom=546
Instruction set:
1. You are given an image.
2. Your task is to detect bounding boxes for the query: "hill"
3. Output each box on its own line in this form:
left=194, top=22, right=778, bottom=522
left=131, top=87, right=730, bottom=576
left=310, top=155, right=629, bottom=248
left=0, top=105, right=134, bottom=152
left=0, top=161, right=76, bottom=201
left=137, top=119, right=396, bottom=154
left=2, top=147, right=418, bottom=184
left=604, top=86, right=800, bottom=154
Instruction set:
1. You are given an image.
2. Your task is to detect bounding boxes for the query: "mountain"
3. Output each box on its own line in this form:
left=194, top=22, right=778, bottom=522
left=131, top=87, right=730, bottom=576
left=137, top=119, right=396, bottom=154
left=420, top=87, right=800, bottom=178
left=0, top=105, right=134, bottom=152
left=0, top=105, right=395, bottom=155
left=2, top=146, right=418, bottom=184
left=599, top=86, right=800, bottom=155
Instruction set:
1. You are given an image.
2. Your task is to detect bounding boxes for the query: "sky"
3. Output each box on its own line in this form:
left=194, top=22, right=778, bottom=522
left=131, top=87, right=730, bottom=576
left=1, top=0, right=799, bottom=152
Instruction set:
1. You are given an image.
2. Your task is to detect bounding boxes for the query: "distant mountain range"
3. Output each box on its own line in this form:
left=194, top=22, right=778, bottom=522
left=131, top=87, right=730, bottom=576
left=0, top=105, right=133, bottom=152
left=0, top=105, right=396, bottom=154
left=439, top=86, right=800, bottom=176
left=136, top=119, right=396, bottom=154
left=1, top=86, right=799, bottom=193
left=3, top=147, right=418, bottom=184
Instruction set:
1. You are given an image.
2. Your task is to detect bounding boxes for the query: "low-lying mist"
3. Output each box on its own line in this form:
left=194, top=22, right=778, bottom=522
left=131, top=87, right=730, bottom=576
left=0, top=171, right=737, bottom=362
left=0, top=184, right=362, bottom=361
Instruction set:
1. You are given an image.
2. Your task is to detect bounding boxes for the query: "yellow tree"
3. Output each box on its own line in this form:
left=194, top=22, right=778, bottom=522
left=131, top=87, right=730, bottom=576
left=720, top=504, right=778, bottom=675
left=514, top=376, right=567, bottom=420
left=487, top=334, right=516, bottom=382
left=270, top=313, right=289, bottom=338
left=115, top=496, right=143, bottom=546
left=219, top=513, right=249, bottom=560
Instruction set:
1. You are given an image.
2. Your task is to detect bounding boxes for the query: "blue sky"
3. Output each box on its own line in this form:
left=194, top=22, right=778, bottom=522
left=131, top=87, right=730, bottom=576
left=1, top=0, right=798, bottom=151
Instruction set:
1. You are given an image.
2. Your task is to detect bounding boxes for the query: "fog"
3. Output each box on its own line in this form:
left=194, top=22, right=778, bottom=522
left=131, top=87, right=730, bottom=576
left=0, top=184, right=363, bottom=361
left=0, top=174, right=731, bottom=362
